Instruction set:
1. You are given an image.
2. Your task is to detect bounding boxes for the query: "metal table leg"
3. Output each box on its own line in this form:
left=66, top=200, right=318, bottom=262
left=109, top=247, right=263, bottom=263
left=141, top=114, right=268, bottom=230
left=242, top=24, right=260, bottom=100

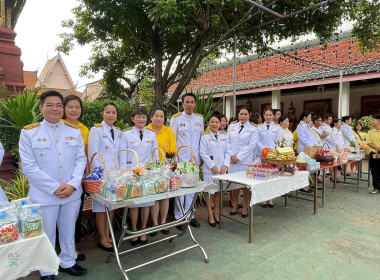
left=249, top=205, right=253, bottom=243
left=356, top=161, right=361, bottom=193
left=314, top=173, right=318, bottom=215
left=333, top=167, right=337, bottom=189
left=322, top=169, right=326, bottom=207
left=219, top=181, right=223, bottom=230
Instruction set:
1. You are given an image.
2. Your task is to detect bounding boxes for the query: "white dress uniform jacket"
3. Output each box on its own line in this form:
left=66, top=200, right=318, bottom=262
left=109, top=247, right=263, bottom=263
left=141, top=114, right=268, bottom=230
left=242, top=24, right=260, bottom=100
left=88, top=121, right=121, bottom=171
left=228, top=121, right=258, bottom=173
left=310, top=126, right=323, bottom=147
left=329, top=128, right=345, bottom=152
left=170, top=111, right=204, bottom=220
left=19, top=120, right=87, bottom=274
left=320, top=123, right=332, bottom=147
left=170, top=111, right=204, bottom=164
left=19, top=120, right=87, bottom=205
left=296, top=121, right=317, bottom=154
left=119, top=126, right=158, bottom=170
left=340, top=123, right=356, bottom=146
left=88, top=121, right=121, bottom=212
left=255, top=122, right=282, bottom=158
left=0, top=141, right=7, bottom=202
left=120, top=126, right=158, bottom=208
left=200, top=131, right=231, bottom=183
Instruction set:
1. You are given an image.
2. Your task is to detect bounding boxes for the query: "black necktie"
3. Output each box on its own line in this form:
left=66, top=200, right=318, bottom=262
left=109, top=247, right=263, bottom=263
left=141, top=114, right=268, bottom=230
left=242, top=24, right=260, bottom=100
left=139, top=130, right=143, bottom=141
left=110, top=128, right=114, bottom=141
left=238, top=125, right=244, bottom=134
left=267, top=125, right=270, bottom=130
left=214, top=134, right=218, bottom=140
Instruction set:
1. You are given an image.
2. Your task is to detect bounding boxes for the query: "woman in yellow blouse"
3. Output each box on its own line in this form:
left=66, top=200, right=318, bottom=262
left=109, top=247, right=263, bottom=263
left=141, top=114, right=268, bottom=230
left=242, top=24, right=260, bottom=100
left=62, top=94, right=89, bottom=261
left=367, top=114, right=380, bottom=194
left=353, top=122, right=367, bottom=145
left=147, top=108, right=177, bottom=235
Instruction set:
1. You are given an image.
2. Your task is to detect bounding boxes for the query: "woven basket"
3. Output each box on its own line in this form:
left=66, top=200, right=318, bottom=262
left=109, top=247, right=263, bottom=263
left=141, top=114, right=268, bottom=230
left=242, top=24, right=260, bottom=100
left=147, top=147, right=168, bottom=168
left=261, top=158, right=296, bottom=176
left=114, top=149, right=140, bottom=171
left=83, top=152, right=106, bottom=194
left=316, top=143, right=335, bottom=163
left=174, top=146, right=199, bottom=187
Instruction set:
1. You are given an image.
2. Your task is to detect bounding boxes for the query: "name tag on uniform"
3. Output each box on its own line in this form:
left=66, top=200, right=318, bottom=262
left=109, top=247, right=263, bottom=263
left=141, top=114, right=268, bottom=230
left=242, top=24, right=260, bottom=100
left=103, top=135, right=107, bottom=138
left=221, top=139, right=226, bottom=142
left=130, top=140, right=136, bottom=144
left=180, top=122, right=185, bottom=127
left=147, top=141, right=153, bottom=144
left=272, top=131, right=277, bottom=133
left=65, top=136, right=77, bottom=140
left=246, top=131, right=252, bottom=134
left=195, top=122, right=201, bottom=127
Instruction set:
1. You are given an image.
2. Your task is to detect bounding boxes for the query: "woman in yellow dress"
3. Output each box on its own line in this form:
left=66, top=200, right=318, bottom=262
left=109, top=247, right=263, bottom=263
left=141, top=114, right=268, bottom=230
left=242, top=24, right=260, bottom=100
left=146, top=108, right=177, bottom=235
left=353, top=122, right=367, bottom=146
left=62, top=94, right=89, bottom=260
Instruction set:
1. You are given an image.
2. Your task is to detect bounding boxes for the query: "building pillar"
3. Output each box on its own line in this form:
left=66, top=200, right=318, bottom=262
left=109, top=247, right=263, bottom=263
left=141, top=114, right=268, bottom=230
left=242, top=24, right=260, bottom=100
left=339, top=82, right=350, bottom=117
left=225, top=96, right=234, bottom=120
left=272, top=90, right=281, bottom=109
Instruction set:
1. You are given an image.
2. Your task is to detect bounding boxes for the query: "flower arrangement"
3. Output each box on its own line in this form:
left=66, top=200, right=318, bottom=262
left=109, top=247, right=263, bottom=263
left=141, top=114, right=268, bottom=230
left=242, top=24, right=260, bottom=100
left=274, top=138, right=287, bottom=148
left=165, top=150, right=176, bottom=160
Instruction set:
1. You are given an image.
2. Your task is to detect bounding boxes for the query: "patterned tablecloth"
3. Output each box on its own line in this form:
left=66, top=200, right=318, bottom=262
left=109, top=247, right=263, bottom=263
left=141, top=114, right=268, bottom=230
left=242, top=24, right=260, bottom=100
left=211, top=171, right=310, bottom=206
left=0, top=233, right=60, bottom=280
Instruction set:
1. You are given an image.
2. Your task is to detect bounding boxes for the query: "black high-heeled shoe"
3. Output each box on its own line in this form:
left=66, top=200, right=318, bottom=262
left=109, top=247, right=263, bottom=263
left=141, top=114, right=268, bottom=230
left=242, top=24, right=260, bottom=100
left=268, top=202, right=274, bottom=208
left=130, top=239, right=139, bottom=246
left=139, top=237, right=148, bottom=245
left=208, top=219, right=216, bottom=227
left=260, top=202, right=267, bottom=208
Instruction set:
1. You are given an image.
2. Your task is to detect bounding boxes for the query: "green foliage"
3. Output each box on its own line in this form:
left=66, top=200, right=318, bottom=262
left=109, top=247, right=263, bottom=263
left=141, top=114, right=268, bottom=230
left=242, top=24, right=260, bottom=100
left=0, top=170, right=29, bottom=201
left=58, top=0, right=380, bottom=110
left=81, top=99, right=135, bottom=129
left=194, top=90, right=224, bottom=124
left=0, top=85, right=43, bottom=152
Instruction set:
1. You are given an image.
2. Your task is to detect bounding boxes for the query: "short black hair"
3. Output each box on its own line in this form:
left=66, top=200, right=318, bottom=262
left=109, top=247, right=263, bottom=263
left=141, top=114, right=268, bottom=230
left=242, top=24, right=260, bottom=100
left=151, top=108, right=165, bottom=118
left=219, top=114, right=228, bottom=131
left=299, top=111, right=311, bottom=121
left=181, top=92, right=196, bottom=102
left=330, top=118, right=342, bottom=128
left=323, top=114, right=332, bottom=120
left=131, top=107, right=149, bottom=126
left=209, top=114, right=221, bottom=122
left=63, top=94, right=84, bottom=120
left=341, top=115, right=352, bottom=123
left=39, top=90, right=63, bottom=105
left=279, top=115, right=289, bottom=123
left=312, top=116, right=322, bottom=123
left=250, top=114, right=259, bottom=124
left=237, top=106, right=251, bottom=115
left=273, top=109, right=281, bottom=114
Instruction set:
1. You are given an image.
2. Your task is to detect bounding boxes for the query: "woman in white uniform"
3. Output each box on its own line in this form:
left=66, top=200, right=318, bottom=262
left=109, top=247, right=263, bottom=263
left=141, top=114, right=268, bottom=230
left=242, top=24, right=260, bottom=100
left=0, top=141, right=8, bottom=202
left=120, top=108, right=158, bottom=245
left=228, top=107, right=258, bottom=218
left=279, top=115, right=294, bottom=148
left=256, top=108, right=282, bottom=208
left=329, top=118, right=345, bottom=183
left=200, top=115, right=231, bottom=226
left=88, top=103, right=121, bottom=252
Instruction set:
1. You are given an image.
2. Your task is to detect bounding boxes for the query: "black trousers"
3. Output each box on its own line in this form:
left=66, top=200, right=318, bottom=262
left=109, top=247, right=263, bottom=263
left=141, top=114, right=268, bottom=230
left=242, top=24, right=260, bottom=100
left=369, top=152, right=380, bottom=190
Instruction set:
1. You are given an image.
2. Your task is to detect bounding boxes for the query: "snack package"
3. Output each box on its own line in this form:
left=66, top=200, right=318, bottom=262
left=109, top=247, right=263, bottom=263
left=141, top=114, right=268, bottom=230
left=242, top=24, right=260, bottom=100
left=129, top=179, right=143, bottom=198
left=169, top=174, right=181, bottom=192
left=9, top=197, right=32, bottom=209
left=103, top=170, right=129, bottom=201
left=156, top=176, right=169, bottom=193
left=0, top=207, right=19, bottom=244
left=143, top=178, right=156, bottom=195
left=84, top=166, right=104, bottom=180
left=19, top=204, right=43, bottom=238
left=0, top=201, right=10, bottom=210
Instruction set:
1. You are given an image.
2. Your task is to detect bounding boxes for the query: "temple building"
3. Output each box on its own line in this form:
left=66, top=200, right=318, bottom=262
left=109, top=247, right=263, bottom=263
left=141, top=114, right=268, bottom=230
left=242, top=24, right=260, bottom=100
left=177, top=31, right=380, bottom=128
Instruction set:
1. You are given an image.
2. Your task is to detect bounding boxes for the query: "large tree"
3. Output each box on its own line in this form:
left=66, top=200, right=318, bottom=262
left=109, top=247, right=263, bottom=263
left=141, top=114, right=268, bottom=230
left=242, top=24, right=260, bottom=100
left=58, top=0, right=380, bottom=109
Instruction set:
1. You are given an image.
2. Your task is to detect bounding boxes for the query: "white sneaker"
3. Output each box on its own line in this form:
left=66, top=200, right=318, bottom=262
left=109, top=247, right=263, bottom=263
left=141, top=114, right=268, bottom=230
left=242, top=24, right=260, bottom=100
left=370, top=189, right=380, bottom=194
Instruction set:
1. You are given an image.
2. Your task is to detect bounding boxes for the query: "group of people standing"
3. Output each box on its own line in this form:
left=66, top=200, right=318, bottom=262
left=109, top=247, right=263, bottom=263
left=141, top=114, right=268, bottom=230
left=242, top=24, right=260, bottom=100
left=0, top=89, right=378, bottom=280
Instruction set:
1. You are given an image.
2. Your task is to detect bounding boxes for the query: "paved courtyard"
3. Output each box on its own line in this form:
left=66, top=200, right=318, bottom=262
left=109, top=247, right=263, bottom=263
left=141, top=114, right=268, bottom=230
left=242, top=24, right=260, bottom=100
left=27, top=173, right=380, bottom=280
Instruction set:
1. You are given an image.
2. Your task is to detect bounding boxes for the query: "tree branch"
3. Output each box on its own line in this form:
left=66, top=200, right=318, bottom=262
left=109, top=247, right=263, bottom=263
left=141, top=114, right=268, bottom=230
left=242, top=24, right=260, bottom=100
left=123, top=22, right=150, bottom=47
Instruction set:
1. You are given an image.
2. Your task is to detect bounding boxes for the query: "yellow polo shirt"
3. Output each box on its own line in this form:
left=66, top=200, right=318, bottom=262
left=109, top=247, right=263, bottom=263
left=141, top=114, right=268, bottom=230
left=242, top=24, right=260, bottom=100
left=293, top=130, right=299, bottom=152
left=146, top=123, right=177, bottom=160
left=61, top=119, right=90, bottom=145
left=367, top=128, right=380, bottom=153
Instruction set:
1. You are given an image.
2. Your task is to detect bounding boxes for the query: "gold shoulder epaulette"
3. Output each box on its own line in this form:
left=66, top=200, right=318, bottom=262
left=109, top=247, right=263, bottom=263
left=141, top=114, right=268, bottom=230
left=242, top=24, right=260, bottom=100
left=94, top=123, right=103, bottom=128
left=63, top=122, right=79, bottom=129
left=23, top=122, right=40, bottom=130
left=123, top=127, right=132, bottom=132
left=146, top=127, right=153, bottom=132
left=115, top=126, right=121, bottom=130
left=298, top=122, right=303, bottom=125
left=251, top=122, right=258, bottom=127
left=220, top=131, right=226, bottom=135
left=195, top=113, right=204, bottom=118
left=275, top=123, right=280, bottom=126
left=172, top=112, right=181, bottom=118
left=230, top=120, right=238, bottom=124
left=202, top=131, right=208, bottom=135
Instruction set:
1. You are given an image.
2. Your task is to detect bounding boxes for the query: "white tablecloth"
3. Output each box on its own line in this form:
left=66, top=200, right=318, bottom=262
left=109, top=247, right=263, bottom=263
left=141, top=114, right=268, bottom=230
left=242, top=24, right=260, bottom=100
left=211, top=171, right=310, bottom=206
left=0, top=233, right=60, bottom=280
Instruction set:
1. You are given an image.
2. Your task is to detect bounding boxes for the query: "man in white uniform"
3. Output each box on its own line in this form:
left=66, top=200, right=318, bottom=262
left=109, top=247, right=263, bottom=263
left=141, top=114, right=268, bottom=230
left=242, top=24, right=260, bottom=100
left=19, top=91, right=87, bottom=280
left=170, top=93, right=204, bottom=229
left=0, top=141, right=7, bottom=202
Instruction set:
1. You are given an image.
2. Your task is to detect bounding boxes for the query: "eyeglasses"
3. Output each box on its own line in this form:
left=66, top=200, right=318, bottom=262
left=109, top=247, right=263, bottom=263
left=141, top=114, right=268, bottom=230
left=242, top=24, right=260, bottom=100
left=134, top=115, right=147, bottom=119
left=44, top=103, right=64, bottom=109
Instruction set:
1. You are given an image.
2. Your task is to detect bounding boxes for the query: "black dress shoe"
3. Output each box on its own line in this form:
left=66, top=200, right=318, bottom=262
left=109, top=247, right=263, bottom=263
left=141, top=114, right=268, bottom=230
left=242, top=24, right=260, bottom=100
left=215, top=220, right=220, bottom=224
left=267, top=203, right=274, bottom=208
left=149, top=231, right=157, bottom=237
left=59, top=264, right=87, bottom=276
left=139, top=238, right=148, bottom=245
left=41, top=276, right=55, bottom=280
left=76, top=253, right=86, bottom=262
left=176, top=224, right=185, bottom=230
left=190, top=218, right=200, bottom=228
left=260, top=203, right=267, bottom=208
left=130, top=239, right=139, bottom=246
left=241, top=213, right=248, bottom=218
left=97, top=242, right=114, bottom=252
left=230, top=211, right=237, bottom=215
left=299, top=188, right=313, bottom=193
left=208, top=219, right=216, bottom=227
left=161, top=229, right=170, bottom=235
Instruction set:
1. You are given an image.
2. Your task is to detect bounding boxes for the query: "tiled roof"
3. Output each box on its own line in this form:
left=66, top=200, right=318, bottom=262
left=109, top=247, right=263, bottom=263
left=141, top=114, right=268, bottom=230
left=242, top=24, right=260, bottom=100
left=23, top=71, right=37, bottom=90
